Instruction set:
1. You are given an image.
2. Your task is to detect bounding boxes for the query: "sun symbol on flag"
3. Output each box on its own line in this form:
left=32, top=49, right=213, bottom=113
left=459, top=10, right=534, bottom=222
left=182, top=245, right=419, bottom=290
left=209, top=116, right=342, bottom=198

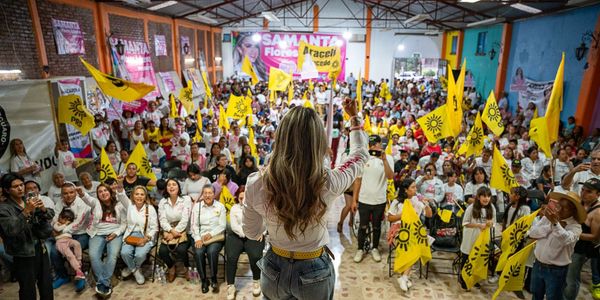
left=68, top=97, right=87, bottom=120
left=469, top=127, right=484, bottom=147
left=141, top=157, right=153, bottom=174
left=184, top=89, right=192, bottom=101
left=425, top=114, right=443, bottom=133
left=487, top=103, right=502, bottom=123
left=395, top=222, right=412, bottom=252
left=100, top=164, right=114, bottom=182
left=501, top=164, right=518, bottom=186
left=509, top=221, right=528, bottom=248
left=481, top=243, right=492, bottom=267
left=413, top=220, right=429, bottom=246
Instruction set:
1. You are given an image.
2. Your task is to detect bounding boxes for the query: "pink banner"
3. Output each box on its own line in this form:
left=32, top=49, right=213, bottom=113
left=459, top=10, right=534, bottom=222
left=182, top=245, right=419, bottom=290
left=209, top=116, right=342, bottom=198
left=52, top=19, right=85, bottom=55
left=109, top=38, right=160, bottom=113
left=232, top=32, right=346, bottom=81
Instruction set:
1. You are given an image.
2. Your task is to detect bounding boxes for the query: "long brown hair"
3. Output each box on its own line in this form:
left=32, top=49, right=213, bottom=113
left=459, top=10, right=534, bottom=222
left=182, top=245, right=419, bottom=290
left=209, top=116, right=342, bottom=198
left=263, top=107, right=327, bottom=240
left=96, top=183, right=118, bottom=220
left=473, top=186, right=493, bottom=220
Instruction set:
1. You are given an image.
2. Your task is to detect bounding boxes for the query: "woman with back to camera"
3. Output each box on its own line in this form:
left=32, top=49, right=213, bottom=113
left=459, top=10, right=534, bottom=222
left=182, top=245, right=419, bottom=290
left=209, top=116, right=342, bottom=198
left=243, top=98, right=368, bottom=300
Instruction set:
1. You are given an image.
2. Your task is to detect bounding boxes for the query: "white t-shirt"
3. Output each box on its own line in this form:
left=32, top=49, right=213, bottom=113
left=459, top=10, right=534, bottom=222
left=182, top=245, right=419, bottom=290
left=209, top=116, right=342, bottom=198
left=475, top=157, right=493, bottom=178
left=358, top=155, right=395, bottom=205
left=387, top=196, right=426, bottom=224
left=57, top=150, right=78, bottom=182
left=464, top=182, right=497, bottom=199
left=553, top=160, right=572, bottom=183
left=443, top=183, right=464, bottom=205
left=568, top=170, right=600, bottom=195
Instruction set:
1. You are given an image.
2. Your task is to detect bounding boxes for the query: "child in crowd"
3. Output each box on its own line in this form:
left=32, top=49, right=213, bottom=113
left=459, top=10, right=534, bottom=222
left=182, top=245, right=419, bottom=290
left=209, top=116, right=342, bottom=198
left=55, top=140, right=78, bottom=183
left=53, top=209, right=85, bottom=284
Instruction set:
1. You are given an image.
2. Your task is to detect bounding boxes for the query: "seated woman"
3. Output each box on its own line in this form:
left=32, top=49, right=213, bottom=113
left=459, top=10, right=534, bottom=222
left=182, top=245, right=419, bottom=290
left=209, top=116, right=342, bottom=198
left=464, top=167, right=497, bottom=204
left=182, top=164, right=211, bottom=202
left=120, top=185, right=158, bottom=285
left=157, top=178, right=192, bottom=283
left=79, top=172, right=100, bottom=198
left=190, top=184, right=226, bottom=294
left=235, top=155, right=259, bottom=187
left=387, top=178, right=432, bottom=292
left=415, top=162, right=444, bottom=206
left=77, top=183, right=127, bottom=297
left=225, top=187, right=264, bottom=299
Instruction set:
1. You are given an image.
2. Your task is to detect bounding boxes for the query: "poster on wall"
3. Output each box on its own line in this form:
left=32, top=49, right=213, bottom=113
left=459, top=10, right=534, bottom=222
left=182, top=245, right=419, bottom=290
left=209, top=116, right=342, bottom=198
left=510, top=67, right=527, bottom=92
left=231, top=31, right=347, bottom=81
left=183, top=68, right=206, bottom=98
left=0, top=81, right=58, bottom=192
left=154, top=35, right=167, bottom=56
left=517, top=78, right=554, bottom=115
left=85, top=77, right=123, bottom=122
left=181, top=36, right=190, bottom=55
left=56, top=78, right=93, bottom=160
left=109, top=37, right=160, bottom=113
left=465, top=70, right=475, bottom=88
left=52, top=19, right=85, bottom=55
left=155, top=71, right=184, bottom=99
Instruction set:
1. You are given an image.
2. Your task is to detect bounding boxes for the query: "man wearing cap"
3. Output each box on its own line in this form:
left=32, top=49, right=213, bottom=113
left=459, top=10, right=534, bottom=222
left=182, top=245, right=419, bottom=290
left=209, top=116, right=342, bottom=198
left=529, top=191, right=585, bottom=300
left=352, top=135, right=394, bottom=264
left=512, top=159, right=531, bottom=188
left=418, top=151, right=443, bottom=176
left=564, top=178, right=600, bottom=300
left=562, top=150, right=600, bottom=195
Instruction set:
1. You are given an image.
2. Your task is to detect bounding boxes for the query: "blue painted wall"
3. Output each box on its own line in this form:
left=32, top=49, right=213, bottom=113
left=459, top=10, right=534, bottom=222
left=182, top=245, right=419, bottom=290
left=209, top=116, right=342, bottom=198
left=504, top=4, right=600, bottom=122
left=462, top=24, right=503, bottom=98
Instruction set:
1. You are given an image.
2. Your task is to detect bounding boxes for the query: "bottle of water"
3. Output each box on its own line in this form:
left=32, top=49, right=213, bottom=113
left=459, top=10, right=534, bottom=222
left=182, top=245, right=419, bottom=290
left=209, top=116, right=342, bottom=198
left=187, top=267, right=194, bottom=284
left=192, top=267, right=199, bottom=284
left=154, top=268, right=161, bottom=284
left=159, top=267, right=167, bottom=285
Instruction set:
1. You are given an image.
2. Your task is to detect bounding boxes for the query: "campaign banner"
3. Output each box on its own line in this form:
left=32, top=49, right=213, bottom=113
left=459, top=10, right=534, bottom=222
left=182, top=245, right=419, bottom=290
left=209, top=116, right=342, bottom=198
left=0, top=81, right=58, bottom=192
left=109, top=37, right=160, bottom=113
left=517, top=78, right=554, bottom=116
left=57, top=78, right=93, bottom=160
left=52, top=19, right=85, bottom=55
left=157, top=72, right=177, bottom=95
left=154, top=35, right=167, bottom=56
left=231, top=31, right=346, bottom=81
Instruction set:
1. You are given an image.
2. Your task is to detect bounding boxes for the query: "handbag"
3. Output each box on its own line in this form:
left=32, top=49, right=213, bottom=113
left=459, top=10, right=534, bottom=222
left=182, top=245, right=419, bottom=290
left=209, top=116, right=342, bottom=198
left=125, top=206, right=148, bottom=247
left=198, top=202, right=225, bottom=246
left=163, top=221, right=188, bottom=246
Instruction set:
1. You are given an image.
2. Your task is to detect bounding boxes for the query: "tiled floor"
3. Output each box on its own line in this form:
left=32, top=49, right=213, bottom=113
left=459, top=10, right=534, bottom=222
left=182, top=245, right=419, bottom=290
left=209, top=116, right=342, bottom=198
left=0, top=197, right=594, bottom=299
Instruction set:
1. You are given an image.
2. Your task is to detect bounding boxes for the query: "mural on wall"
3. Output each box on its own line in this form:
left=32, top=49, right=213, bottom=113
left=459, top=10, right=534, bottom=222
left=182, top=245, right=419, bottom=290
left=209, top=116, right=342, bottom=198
left=231, top=31, right=347, bottom=81
left=52, top=19, right=85, bottom=55
left=509, top=67, right=527, bottom=92
left=517, top=79, right=554, bottom=115
left=154, top=35, right=167, bottom=56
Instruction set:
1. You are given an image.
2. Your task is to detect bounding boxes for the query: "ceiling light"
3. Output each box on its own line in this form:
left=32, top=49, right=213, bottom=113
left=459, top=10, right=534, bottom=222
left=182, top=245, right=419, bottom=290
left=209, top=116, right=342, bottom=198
left=335, top=39, right=344, bottom=47
left=190, top=14, right=218, bottom=24
left=459, top=0, right=480, bottom=2
left=467, top=17, right=504, bottom=27
left=343, top=31, right=352, bottom=40
left=261, top=11, right=280, bottom=22
left=252, top=33, right=262, bottom=42
left=424, top=30, right=439, bottom=36
left=403, top=14, right=430, bottom=26
left=397, top=44, right=405, bottom=51
left=0, top=69, right=21, bottom=74
left=510, top=3, right=542, bottom=14
left=147, top=0, right=178, bottom=11
left=278, top=40, right=288, bottom=49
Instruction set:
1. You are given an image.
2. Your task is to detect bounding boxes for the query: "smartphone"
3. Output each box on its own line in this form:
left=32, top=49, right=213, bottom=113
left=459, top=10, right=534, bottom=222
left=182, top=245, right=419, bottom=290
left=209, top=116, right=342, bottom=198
left=548, top=199, right=559, bottom=211
left=27, top=191, right=36, bottom=200
left=369, top=149, right=382, bottom=157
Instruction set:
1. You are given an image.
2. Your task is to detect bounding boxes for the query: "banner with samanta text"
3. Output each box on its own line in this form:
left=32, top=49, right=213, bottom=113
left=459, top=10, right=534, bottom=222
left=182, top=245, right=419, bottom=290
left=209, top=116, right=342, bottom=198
left=231, top=31, right=346, bottom=81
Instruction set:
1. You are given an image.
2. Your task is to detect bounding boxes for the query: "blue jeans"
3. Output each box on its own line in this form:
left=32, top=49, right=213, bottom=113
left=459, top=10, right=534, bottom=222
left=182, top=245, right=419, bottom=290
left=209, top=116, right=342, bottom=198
left=564, top=253, right=600, bottom=300
left=257, top=249, right=335, bottom=300
left=49, top=233, right=89, bottom=278
left=89, top=235, right=122, bottom=288
left=120, top=232, right=154, bottom=271
left=531, top=260, right=568, bottom=300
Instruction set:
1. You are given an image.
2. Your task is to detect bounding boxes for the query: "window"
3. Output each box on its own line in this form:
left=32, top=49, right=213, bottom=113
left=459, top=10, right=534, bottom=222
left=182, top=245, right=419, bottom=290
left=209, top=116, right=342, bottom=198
left=476, top=32, right=487, bottom=55
left=450, top=36, right=458, bottom=55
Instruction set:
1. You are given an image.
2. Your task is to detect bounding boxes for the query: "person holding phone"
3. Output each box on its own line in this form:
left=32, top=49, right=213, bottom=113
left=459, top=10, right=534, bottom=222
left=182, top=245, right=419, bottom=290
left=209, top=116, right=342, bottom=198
left=0, top=173, right=55, bottom=300
left=353, top=134, right=394, bottom=264
left=562, top=150, right=600, bottom=195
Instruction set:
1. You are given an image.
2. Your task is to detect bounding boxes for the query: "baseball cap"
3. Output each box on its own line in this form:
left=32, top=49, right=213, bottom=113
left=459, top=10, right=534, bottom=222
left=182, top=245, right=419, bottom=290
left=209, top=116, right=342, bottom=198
left=369, top=135, right=381, bottom=146
left=581, top=178, right=600, bottom=192
left=512, top=159, right=522, bottom=168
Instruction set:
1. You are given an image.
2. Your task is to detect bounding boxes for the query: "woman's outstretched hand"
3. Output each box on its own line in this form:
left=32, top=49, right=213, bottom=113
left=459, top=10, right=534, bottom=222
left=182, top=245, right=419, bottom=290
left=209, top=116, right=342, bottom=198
left=343, top=97, right=358, bottom=117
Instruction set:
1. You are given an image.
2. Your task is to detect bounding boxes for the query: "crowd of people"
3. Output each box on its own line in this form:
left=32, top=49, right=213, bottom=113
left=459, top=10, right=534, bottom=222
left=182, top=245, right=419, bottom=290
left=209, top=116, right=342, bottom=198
left=0, top=72, right=599, bottom=300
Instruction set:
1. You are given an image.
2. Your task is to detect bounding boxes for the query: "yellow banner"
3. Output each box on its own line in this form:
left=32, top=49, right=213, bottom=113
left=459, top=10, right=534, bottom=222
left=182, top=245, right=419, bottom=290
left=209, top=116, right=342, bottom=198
left=481, top=91, right=505, bottom=137
left=493, top=242, right=537, bottom=300
left=417, top=104, right=453, bottom=143
left=57, top=94, right=95, bottom=135
left=125, top=141, right=157, bottom=181
left=100, top=147, right=117, bottom=182
left=297, top=41, right=341, bottom=74
left=457, top=112, right=485, bottom=157
left=496, top=210, right=539, bottom=272
left=393, top=199, right=432, bottom=273
left=461, top=227, right=491, bottom=289
left=242, top=55, right=259, bottom=85
left=219, top=185, right=235, bottom=222
left=179, top=80, right=194, bottom=115
left=226, top=94, right=252, bottom=120
left=268, top=67, right=292, bottom=91
left=490, top=145, right=519, bottom=193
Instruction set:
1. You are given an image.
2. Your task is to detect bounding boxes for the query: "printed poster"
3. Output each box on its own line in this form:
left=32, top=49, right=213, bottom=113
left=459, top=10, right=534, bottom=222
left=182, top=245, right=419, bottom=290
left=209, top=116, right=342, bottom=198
left=154, top=34, right=167, bottom=56
left=517, top=78, right=554, bottom=116
left=52, top=19, right=85, bottom=55
left=56, top=78, right=93, bottom=160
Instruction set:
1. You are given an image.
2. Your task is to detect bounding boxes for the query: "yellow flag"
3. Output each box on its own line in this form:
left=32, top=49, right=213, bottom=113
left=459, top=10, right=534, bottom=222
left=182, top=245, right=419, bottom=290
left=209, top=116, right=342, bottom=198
left=179, top=80, right=194, bottom=115
left=219, top=185, right=235, bottom=222
left=363, top=114, right=373, bottom=134
left=390, top=125, right=406, bottom=138
left=356, top=71, right=363, bottom=111
left=496, top=210, right=539, bottom=272
left=492, top=242, right=537, bottom=300
left=248, top=127, right=259, bottom=165
left=241, top=55, right=259, bottom=85
left=438, top=209, right=453, bottom=223
left=385, top=136, right=393, bottom=155
left=461, top=227, right=492, bottom=289
left=457, top=112, right=485, bottom=157
left=457, top=206, right=464, bottom=218
left=394, top=199, right=432, bottom=273
left=269, top=90, right=276, bottom=104
left=533, top=107, right=538, bottom=119
left=481, top=91, right=505, bottom=137
left=99, top=147, right=117, bottom=182
left=201, top=71, right=212, bottom=99
left=490, top=145, right=519, bottom=193
left=57, top=94, right=95, bottom=135
left=303, top=99, right=315, bottom=109
left=169, top=94, right=178, bottom=118
left=529, top=53, right=564, bottom=157
left=225, top=94, right=251, bottom=120
left=218, top=105, right=230, bottom=130
left=80, top=57, right=155, bottom=102
left=297, top=41, right=341, bottom=74
left=194, top=109, right=203, bottom=143
left=386, top=179, right=396, bottom=201
left=417, top=104, right=453, bottom=143
left=126, top=141, right=157, bottom=181
left=287, top=80, right=294, bottom=104
left=308, top=79, right=314, bottom=92
left=446, top=61, right=466, bottom=137
left=268, top=67, right=292, bottom=91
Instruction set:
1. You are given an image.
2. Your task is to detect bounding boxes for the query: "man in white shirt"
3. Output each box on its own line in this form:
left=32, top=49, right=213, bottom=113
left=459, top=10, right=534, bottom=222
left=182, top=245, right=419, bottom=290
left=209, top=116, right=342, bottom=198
left=522, top=147, right=549, bottom=184
left=562, top=150, right=600, bottom=195
left=353, top=135, right=394, bottom=263
left=529, top=191, right=585, bottom=300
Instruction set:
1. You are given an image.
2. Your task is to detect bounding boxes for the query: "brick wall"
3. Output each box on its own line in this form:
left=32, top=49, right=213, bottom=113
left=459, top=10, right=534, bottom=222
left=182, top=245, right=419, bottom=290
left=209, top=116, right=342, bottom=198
left=109, top=14, right=145, bottom=43
left=179, top=26, right=196, bottom=72
left=36, top=0, right=99, bottom=76
left=147, top=21, right=173, bottom=73
left=0, top=0, right=41, bottom=79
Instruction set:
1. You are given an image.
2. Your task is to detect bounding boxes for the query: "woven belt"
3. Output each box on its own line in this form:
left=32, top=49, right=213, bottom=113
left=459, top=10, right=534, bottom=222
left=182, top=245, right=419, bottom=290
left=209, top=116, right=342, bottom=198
left=271, top=245, right=324, bottom=260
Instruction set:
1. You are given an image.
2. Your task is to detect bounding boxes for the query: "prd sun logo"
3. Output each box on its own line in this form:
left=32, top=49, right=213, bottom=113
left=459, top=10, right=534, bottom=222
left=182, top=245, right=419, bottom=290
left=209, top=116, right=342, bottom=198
left=183, top=88, right=192, bottom=101
left=501, top=164, right=518, bottom=186
left=508, top=220, right=528, bottom=250
left=487, top=102, right=503, bottom=126
left=469, top=127, right=484, bottom=147
left=425, top=114, right=443, bottom=134
left=413, top=220, right=428, bottom=246
left=140, top=157, right=153, bottom=174
left=502, top=262, right=523, bottom=283
left=395, top=222, right=412, bottom=252
left=100, top=163, right=115, bottom=182
left=68, top=97, right=87, bottom=120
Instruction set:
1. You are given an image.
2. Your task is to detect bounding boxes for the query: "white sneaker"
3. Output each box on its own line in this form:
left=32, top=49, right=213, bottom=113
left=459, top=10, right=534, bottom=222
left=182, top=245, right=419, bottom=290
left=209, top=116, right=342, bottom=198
left=120, top=268, right=133, bottom=278
left=133, top=269, right=145, bottom=285
left=354, top=250, right=364, bottom=263
left=252, top=280, right=261, bottom=297
left=397, top=276, right=408, bottom=292
left=488, top=275, right=499, bottom=284
left=407, top=278, right=413, bottom=289
left=226, top=284, right=236, bottom=300
left=371, top=248, right=381, bottom=262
